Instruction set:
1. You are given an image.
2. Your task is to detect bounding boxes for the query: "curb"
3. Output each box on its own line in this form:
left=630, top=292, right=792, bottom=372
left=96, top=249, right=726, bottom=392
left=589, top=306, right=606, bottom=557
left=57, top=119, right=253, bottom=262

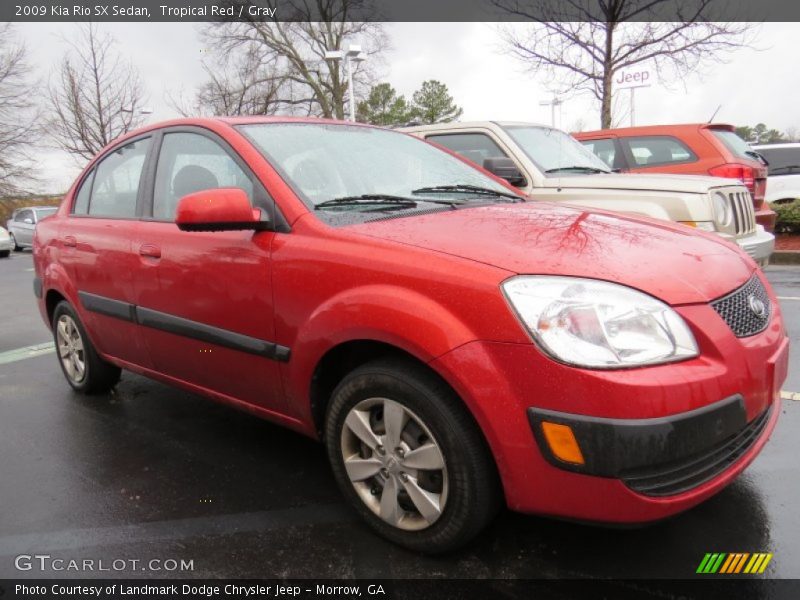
left=770, top=251, right=800, bottom=265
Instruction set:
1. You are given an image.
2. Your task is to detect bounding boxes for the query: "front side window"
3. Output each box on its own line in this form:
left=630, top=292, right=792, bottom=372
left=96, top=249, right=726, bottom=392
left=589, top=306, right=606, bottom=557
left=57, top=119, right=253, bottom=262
left=239, top=123, right=512, bottom=226
left=89, top=138, right=151, bottom=218
left=621, top=136, right=697, bottom=167
left=580, top=138, right=620, bottom=169
left=503, top=126, right=611, bottom=175
left=15, top=210, right=32, bottom=223
left=153, top=133, right=254, bottom=221
left=425, top=132, right=509, bottom=167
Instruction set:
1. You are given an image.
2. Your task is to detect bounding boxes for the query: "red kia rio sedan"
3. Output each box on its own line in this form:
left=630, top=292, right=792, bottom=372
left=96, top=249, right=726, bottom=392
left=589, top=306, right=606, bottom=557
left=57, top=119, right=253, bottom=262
left=33, top=118, right=788, bottom=552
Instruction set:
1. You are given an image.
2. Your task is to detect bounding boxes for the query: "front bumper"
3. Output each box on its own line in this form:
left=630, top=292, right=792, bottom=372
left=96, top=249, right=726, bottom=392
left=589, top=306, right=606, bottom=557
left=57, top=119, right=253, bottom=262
left=0, top=237, right=12, bottom=252
left=430, top=279, right=787, bottom=523
left=736, top=225, right=774, bottom=267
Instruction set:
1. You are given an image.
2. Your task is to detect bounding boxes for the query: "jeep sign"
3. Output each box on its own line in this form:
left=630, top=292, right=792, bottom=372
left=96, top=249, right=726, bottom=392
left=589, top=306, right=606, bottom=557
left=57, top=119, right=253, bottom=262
left=615, top=68, right=653, bottom=89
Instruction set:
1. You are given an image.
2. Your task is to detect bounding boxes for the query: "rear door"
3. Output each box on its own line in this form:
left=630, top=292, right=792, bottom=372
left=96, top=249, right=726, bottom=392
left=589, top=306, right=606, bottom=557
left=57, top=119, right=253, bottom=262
left=131, top=127, right=285, bottom=413
left=60, top=135, right=153, bottom=368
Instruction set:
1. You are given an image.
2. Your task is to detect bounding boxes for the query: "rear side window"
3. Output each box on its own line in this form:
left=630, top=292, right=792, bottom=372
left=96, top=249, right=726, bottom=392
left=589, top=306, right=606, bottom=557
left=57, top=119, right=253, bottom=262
left=72, top=171, right=94, bottom=214
left=89, top=138, right=151, bottom=218
left=756, top=147, right=800, bottom=175
left=580, top=138, right=621, bottom=169
left=621, top=136, right=697, bottom=167
left=709, top=129, right=756, bottom=161
left=153, top=132, right=254, bottom=221
left=426, top=133, right=509, bottom=167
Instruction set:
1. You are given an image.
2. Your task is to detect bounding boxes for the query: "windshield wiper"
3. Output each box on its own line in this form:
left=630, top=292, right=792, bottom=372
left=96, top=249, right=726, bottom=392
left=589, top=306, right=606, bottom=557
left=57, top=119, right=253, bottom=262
left=544, top=166, right=609, bottom=174
left=411, top=184, right=524, bottom=202
left=745, top=150, right=769, bottom=166
left=314, top=195, right=418, bottom=211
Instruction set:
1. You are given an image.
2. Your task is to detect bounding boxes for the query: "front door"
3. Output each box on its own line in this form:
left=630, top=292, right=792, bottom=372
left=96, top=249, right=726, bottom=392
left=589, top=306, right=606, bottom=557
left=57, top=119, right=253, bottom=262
left=132, top=129, right=285, bottom=414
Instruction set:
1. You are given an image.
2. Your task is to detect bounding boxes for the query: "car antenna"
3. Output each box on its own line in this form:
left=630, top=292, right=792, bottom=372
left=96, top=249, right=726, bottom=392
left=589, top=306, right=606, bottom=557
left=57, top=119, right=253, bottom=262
left=707, top=105, right=722, bottom=123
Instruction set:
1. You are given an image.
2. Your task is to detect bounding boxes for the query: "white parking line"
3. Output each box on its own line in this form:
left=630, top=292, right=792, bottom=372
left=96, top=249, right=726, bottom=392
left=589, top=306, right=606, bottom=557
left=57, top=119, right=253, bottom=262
left=781, top=391, right=800, bottom=402
left=0, top=342, right=55, bottom=366
left=777, top=296, right=800, bottom=301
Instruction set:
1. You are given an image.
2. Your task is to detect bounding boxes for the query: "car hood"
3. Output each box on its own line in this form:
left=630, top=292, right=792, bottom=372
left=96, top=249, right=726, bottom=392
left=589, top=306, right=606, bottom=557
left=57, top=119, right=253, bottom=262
left=542, top=172, right=736, bottom=193
left=349, top=202, right=753, bottom=305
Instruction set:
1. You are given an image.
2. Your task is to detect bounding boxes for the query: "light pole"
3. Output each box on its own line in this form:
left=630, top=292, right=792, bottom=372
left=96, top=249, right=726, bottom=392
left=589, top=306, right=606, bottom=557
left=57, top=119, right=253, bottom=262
left=539, top=96, right=561, bottom=128
left=325, top=44, right=367, bottom=122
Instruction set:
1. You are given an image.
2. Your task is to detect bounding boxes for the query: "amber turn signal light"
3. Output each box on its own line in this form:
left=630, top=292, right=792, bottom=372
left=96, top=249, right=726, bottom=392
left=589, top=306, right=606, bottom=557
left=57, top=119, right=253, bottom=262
left=541, top=422, right=585, bottom=465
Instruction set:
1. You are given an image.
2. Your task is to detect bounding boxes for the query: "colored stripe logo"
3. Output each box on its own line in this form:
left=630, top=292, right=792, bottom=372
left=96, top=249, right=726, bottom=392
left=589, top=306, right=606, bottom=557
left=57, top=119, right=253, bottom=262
left=697, top=553, right=773, bottom=574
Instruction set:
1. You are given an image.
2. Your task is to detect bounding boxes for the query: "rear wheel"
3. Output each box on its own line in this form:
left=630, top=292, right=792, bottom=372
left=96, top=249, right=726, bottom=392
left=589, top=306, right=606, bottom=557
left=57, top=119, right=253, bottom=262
left=52, top=301, right=121, bottom=394
left=325, top=358, right=500, bottom=553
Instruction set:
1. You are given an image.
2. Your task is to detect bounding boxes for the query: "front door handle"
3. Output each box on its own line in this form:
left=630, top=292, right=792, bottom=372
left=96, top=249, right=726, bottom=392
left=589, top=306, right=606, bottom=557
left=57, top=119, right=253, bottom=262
left=62, top=236, right=77, bottom=247
left=139, top=244, right=161, bottom=259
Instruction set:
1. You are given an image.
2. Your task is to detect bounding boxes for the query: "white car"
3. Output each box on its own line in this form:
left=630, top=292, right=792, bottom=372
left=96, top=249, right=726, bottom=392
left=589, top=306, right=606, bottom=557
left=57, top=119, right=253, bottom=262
left=0, top=226, right=12, bottom=257
left=5, top=206, right=58, bottom=251
left=402, top=121, right=774, bottom=266
left=753, top=143, right=800, bottom=204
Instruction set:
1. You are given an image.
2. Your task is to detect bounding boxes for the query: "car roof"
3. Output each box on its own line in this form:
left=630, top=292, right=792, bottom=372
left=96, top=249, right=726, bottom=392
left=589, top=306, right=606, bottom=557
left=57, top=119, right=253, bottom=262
left=401, top=120, right=552, bottom=133
left=575, top=123, right=736, bottom=136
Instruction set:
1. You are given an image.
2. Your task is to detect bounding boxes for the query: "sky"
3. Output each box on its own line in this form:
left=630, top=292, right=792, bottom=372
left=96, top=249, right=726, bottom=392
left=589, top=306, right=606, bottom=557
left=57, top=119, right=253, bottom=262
left=12, top=21, right=800, bottom=193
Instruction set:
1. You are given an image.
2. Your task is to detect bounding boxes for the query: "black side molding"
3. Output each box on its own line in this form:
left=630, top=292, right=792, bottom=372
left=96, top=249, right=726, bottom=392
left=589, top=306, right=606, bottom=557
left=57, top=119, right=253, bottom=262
left=78, top=291, right=136, bottom=322
left=77, top=291, right=290, bottom=362
left=136, top=306, right=290, bottom=362
left=528, top=394, right=747, bottom=477
left=33, top=277, right=42, bottom=299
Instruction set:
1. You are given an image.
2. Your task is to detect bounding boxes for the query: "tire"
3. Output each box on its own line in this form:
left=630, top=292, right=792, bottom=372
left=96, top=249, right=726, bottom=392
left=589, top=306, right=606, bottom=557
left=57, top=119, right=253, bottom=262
left=52, top=300, right=121, bottom=394
left=0, top=250, right=9, bottom=258
left=325, top=358, right=500, bottom=553
left=9, top=233, right=21, bottom=252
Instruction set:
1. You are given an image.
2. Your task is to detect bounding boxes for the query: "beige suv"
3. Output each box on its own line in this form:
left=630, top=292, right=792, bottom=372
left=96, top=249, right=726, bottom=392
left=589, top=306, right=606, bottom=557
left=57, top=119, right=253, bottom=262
left=402, top=121, right=774, bottom=266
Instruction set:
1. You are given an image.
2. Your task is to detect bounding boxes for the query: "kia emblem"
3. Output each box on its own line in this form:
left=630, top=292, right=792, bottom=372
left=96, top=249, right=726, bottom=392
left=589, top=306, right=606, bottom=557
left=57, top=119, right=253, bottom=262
left=748, top=295, right=766, bottom=318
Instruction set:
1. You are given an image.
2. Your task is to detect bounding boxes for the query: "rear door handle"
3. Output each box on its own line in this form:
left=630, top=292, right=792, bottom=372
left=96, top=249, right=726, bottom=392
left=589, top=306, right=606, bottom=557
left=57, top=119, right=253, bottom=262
left=139, top=244, right=161, bottom=259
left=62, top=236, right=76, bottom=248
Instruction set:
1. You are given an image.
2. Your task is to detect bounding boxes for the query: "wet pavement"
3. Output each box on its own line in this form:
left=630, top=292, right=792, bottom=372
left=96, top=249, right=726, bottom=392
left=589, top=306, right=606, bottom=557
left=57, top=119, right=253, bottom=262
left=0, top=252, right=798, bottom=581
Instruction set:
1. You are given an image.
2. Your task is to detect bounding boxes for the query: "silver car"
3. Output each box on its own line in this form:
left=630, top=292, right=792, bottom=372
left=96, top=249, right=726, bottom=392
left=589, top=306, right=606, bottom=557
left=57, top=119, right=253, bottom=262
left=6, top=206, right=58, bottom=251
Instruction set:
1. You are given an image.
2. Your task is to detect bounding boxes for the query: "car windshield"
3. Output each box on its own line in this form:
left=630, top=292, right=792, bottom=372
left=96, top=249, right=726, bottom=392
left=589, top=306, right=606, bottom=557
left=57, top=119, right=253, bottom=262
left=239, top=123, right=516, bottom=223
left=503, top=125, right=611, bottom=175
left=710, top=129, right=759, bottom=162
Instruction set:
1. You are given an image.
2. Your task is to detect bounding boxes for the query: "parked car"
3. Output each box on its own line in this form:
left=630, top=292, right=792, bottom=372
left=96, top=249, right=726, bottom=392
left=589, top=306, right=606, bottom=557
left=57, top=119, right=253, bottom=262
left=34, top=117, right=787, bottom=553
left=402, top=121, right=773, bottom=266
left=0, top=226, right=12, bottom=257
left=752, top=143, right=800, bottom=205
left=6, top=206, right=58, bottom=251
left=574, top=123, right=776, bottom=231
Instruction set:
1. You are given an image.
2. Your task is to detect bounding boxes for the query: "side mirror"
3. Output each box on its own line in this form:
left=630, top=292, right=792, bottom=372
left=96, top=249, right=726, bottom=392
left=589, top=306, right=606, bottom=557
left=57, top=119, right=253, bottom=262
left=23, top=218, right=34, bottom=225
left=483, top=157, right=526, bottom=187
left=175, top=188, right=270, bottom=232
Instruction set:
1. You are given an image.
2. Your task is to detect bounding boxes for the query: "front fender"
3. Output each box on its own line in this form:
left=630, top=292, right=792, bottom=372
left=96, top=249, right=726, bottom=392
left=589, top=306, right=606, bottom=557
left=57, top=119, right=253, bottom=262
left=280, top=284, right=478, bottom=427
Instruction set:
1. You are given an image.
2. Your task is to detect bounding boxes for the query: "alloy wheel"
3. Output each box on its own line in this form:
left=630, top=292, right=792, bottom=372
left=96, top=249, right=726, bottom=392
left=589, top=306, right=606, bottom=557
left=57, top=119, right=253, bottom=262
left=340, top=397, right=448, bottom=531
left=56, top=314, right=86, bottom=384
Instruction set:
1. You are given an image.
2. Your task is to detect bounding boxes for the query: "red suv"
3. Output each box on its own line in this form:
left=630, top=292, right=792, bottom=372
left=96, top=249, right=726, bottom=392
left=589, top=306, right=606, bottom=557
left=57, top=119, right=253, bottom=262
left=575, top=124, right=776, bottom=230
left=33, top=118, right=787, bottom=552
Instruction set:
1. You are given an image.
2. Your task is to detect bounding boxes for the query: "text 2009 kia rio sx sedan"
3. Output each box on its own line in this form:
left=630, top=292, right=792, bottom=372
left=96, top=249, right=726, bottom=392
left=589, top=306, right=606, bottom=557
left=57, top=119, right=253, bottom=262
left=33, top=118, right=788, bottom=553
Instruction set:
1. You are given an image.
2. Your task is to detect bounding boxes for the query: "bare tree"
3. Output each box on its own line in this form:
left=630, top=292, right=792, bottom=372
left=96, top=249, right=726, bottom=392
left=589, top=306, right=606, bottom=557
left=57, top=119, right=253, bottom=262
left=494, top=0, right=756, bottom=128
left=47, top=24, right=147, bottom=160
left=0, top=24, right=37, bottom=195
left=203, top=0, right=388, bottom=119
left=168, top=46, right=299, bottom=117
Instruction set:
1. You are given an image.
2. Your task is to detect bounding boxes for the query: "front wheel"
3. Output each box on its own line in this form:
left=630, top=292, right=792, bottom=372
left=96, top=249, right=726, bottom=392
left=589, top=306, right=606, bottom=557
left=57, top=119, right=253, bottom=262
left=325, top=359, right=500, bottom=553
left=52, top=301, right=121, bottom=394
left=0, top=250, right=9, bottom=258
left=9, top=232, right=21, bottom=251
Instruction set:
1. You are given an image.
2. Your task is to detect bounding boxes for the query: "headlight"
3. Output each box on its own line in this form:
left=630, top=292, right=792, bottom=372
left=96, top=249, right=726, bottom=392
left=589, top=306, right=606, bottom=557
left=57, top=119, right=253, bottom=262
left=712, top=192, right=733, bottom=228
left=502, top=276, right=698, bottom=368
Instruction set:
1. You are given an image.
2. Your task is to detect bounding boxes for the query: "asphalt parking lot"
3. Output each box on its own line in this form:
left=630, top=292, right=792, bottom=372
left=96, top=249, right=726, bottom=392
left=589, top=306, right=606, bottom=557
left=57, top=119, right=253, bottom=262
left=0, top=251, right=798, bottom=582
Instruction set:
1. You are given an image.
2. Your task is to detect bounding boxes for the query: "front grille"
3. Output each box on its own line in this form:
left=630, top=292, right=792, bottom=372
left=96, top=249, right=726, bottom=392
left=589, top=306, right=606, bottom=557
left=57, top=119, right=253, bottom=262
left=728, top=190, right=756, bottom=235
left=711, top=275, right=771, bottom=337
left=623, top=407, right=771, bottom=497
